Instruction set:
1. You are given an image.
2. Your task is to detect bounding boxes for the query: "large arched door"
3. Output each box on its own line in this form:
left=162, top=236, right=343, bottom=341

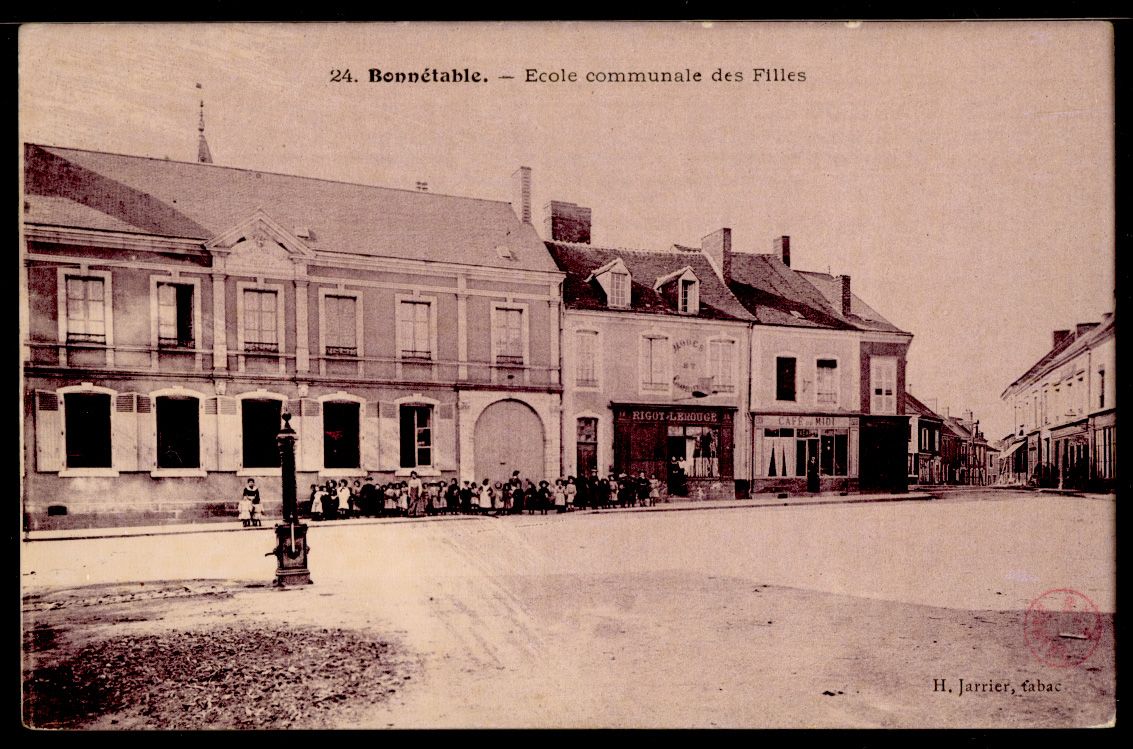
left=474, top=399, right=545, bottom=484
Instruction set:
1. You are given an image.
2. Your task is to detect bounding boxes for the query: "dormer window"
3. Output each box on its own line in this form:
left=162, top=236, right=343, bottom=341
left=610, top=271, right=629, bottom=307
left=588, top=258, right=632, bottom=309
left=679, top=278, right=697, bottom=314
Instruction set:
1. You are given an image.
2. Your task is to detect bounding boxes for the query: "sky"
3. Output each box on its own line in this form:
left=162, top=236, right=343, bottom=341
left=18, top=21, right=1115, bottom=442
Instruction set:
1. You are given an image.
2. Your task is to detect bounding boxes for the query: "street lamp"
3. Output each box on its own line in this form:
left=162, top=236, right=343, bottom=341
left=267, top=411, right=312, bottom=586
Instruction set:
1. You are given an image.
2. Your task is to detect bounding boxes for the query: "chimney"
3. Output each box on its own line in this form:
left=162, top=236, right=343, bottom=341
left=1052, top=329, right=1072, bottom=349
left=700, top=228, right=732, bottom=283
left=512, top=166, right=532, bottom=225
left=1076, top=322, right=1098, bottom=337
left=839, top=274, right=852, bottom=316
left=774, top=235, right=791, bottom=267
left=545, top=200, right=591, bottom=244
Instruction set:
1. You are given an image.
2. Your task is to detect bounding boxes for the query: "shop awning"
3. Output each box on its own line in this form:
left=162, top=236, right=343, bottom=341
left=1000, top=441, right=1026, bottom=459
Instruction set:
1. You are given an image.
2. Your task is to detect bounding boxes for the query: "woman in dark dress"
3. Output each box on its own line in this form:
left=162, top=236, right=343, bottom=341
left=537, top=480, right=551, bottom=515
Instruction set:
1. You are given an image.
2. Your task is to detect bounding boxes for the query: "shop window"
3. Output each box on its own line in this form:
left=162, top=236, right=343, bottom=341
left=870, top=356, right=897, bottom=414
left=668, top=425, right=719, bottom=477
left=400, top=405, right=432, bottom=469
left=576, top=330, right=598, bottom=387
left=816, top=359, right=838, bottom=405
left=64, top=392, right=112, bottom=468
left=325, top=295, right=359, bottom=357
left=397, top=300, right=432, bottom=360
left=708, top=340, right=735, bottom=392
left=776, top=357, right=797, bottom=402
left=156, top=396, right=200, bottom=469
left=157, top=283, right=195, bottom=349
left=241, top=398, right=282, bottom=468
left=758, top=426, right=848, bottom=478
left=323, top=401, right=360, bottom=469
left=493, top=307, right=524, bottom=366
left=243, top=290, right=279, bottom=353
left=65, top=276, right=107, bottom=344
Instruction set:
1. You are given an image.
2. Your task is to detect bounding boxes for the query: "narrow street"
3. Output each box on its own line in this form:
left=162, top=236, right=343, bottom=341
left=22, top=491, right=1115, bottom=728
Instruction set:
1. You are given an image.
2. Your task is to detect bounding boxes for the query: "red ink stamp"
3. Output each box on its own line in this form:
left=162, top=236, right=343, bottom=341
left=1024, top=588, right=1104, bottom=668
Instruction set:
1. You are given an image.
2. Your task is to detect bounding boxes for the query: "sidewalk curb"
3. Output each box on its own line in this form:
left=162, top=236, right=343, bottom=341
left=22, top=492, right=936, bottom=542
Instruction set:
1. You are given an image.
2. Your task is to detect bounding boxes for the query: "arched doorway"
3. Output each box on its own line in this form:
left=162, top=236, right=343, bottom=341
left=474, top=399, right=545, bottom=484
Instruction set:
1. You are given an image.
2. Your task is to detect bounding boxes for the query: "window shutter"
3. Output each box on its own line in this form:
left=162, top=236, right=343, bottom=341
left=435, top=403, right=456, bottom=470
left=216, top=396, right=239, bottom=471
left=378, top=401, right=400, bottom=471
left=34, top=391, right=62, bottom=472
left=362, top=404, right=380, bottom=471
left=298, top=399, right=321, bottom=472
left=114, top=393, right=139, bottom=471
left=131, top=395, right=155, bottom=471
left=202, top=397, right=219, bottom=470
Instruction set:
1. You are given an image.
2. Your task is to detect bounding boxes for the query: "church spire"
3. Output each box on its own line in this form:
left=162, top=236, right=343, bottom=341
left=196, top=85, right=213, bottom=164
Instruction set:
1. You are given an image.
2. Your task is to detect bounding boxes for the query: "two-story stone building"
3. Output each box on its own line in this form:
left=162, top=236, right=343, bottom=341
left=546, top=202, right=754, bottom=499
left=22, top=145, right=564, bottom=527
left=1000, top=313, right=1115, bottom=491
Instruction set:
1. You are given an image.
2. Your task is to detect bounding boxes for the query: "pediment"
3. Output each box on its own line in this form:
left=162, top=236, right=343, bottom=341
left=205, top=209, right=315, bottom=270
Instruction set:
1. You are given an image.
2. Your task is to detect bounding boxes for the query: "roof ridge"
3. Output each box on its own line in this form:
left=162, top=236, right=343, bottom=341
left=28, top=142, right=512, bottom=207
left=550, top=239, right=703, bottom=256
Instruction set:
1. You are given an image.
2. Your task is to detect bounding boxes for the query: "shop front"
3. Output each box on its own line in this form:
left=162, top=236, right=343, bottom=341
left=611, top=403, right=735, bottom=499
left=1051, top=419, right=1090, bottom=490
left=751, top=413, right=860, bottom=494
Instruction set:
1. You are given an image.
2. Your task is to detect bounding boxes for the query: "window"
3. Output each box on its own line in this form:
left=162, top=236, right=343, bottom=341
left=816, top=359, right=839, bottom=405
left=776, top=357, right=797, bottom=402
left=577, top=417, right=598, bottom=476
left=65, top=276, right=107, bottom=344
left=708, top=340, right=735, bottom=392
left=494, top=307, right=524, bottom=365
left=157, top=283, right=194, bottom=349
left=400, top=405, right=432, bottom=469
left=323, top=401, right=360, bottom=469
left=241, top=398, right=282, bottom=468
left=1041, top=388, right=1048, bottom=425
left=609, top=271, right=629, bottom=308
left=870, top=356, right=897, bottom=414
left=669, top=425, right=720, bottom=477
left=921, top=427, right=929, bottom=451
left=156, top=396, right=200, bottom=469
left=324, top=295, right=358, bottom=357
left=64, top=392, right=112, bottom=468
left=679, top=279, right=697, bottom=313
left=641, top=335, right=670, bottom=392
left=1099, top=368, right=1106, bottom=409
left=243, top=290, right=279, bottom=353
left=576, top=330, right=598, bottom=387
left=397, top=300, right=432, bottom=360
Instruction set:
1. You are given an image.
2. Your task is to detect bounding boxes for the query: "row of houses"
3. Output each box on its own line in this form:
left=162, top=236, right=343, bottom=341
left=21, top=142, right=918, bottom=528
left=998, top=316, right=1116, bottom=492
left=904, top=394, right=998, bottom=487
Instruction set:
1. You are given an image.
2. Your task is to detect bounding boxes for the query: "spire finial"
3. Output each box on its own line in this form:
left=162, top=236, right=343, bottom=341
left=195, top=83, right=213, bottom=164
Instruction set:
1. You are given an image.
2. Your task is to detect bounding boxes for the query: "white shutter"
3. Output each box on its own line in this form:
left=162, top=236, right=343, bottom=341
left=362, top=405, right=380, bottom=471
left=114, top=393, right=139, bottom=471
left=216, top=396, right=239, bottom=471
left=34, top=391, right=62, bottom=472
left=298, top=399, right=321, bottom=472
left=134, top=395, right=155, bottom=471
left=435, top=403, right=456, bottom=470
left=639, top=338, right=649, bottom=388
left=378, top=401, right=400, bottom=471
left=202, top=397, right=219, bottom=470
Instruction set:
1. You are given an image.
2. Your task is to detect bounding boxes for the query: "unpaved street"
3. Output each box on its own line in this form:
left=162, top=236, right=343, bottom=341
left=22, top=492, right=1116, bottom=728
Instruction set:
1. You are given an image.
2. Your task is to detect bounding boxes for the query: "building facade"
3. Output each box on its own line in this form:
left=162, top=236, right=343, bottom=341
left=22, top=146, right=564, bottom=528
left=1000, top=315, right=1115, bottom=491
left=547, top=205, right=753, bottom=499
left=905, top=392, right=944, bottom=485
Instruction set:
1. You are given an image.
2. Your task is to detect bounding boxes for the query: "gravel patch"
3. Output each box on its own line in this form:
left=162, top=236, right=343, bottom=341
left=24, top=625, right=414, bottom=730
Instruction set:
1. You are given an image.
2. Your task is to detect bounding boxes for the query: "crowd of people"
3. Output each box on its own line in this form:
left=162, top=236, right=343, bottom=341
left=292, top=470, right=670, bottom=521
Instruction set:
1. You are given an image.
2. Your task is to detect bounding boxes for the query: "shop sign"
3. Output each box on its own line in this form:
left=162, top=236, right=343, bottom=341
left=754, top=414, right=853, bottom=428
left=630, top=409, right=719, bottom=423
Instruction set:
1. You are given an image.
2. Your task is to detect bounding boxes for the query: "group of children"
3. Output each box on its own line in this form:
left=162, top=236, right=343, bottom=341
left=244, top=469, right=670, bottom=526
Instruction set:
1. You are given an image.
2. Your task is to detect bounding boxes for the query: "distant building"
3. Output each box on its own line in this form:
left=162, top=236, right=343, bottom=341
left=905, top=392, right=944, bottom=484
left=1000, top=314, right=1115, bottom=491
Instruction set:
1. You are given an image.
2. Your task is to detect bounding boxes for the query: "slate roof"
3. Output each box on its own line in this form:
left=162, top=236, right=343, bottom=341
left=904, top=392, right=944, bottom=421
left=23, top=143, right=559, bottom=274
left=943, top=417, right=972, bottom=440
left=546, top=241, right=755, bottom=322
left=1001, top=313, right=1114, bottom=396
left=726, top=253, right=907, bottom=333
